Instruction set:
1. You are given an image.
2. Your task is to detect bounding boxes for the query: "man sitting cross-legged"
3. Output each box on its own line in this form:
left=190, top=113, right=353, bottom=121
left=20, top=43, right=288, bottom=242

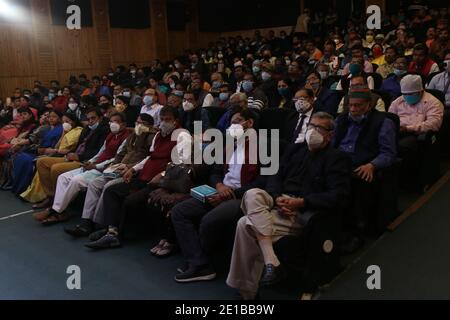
left=226, top=112, right=352, bottom=300
left=64, top=113, right=157, bottom=237
left=33, top=112, right=130, bottom=225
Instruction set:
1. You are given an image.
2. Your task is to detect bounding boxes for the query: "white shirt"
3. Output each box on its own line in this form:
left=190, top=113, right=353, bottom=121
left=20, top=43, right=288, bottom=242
left=202, top=93, right=215, bottom=107
left=223, top=140, right=245, bottom=189
left=295, top=108, right=314, bottom=144
left=235, top=81, right=243, bottom=93
left=427, top=71, right=450, bottom=107
left=140, top=103, right=164, bottom=127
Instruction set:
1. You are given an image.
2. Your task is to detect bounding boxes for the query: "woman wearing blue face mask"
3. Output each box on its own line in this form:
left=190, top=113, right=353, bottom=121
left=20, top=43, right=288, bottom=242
left=276, top=79, right=294, bottom=108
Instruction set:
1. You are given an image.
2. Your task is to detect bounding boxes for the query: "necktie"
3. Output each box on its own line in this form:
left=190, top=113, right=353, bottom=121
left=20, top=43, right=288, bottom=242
left=293, top=114, right=307, bottom=142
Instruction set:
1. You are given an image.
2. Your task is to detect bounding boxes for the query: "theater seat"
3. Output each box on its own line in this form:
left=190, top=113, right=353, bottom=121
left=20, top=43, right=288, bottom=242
left=205, top=106, right=227, bottom=128
left=274, top=210, right=343, bottom=293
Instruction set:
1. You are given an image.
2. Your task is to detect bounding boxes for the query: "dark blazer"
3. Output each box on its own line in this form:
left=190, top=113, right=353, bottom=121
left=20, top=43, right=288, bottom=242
left=266, top=143, right=352, bottom=212
left=77, top=118, right=110, bottom=162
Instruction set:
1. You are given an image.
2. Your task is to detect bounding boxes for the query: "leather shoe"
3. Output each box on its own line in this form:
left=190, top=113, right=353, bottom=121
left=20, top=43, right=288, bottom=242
left=259, top=264, right=284, bottom=287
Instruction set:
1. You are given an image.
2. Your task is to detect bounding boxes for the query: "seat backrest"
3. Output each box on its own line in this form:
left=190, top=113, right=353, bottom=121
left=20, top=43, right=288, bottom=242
left=205, top=106, right=227, bottom=128
left=425, top=89, right=446, bottom=106
left=384, top=112, right=400, bottom=146
left=369, top=72, right=383, bottom=90
left=372, top=89, right=393, bottom=111
left=259, top=108, right=297, bottom=143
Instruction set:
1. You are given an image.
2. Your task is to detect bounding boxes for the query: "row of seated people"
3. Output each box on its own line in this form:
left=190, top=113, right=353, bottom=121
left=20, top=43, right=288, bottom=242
left=0, top=69, right=443, bottom=298
left=0, top=79, right=439, bottom=299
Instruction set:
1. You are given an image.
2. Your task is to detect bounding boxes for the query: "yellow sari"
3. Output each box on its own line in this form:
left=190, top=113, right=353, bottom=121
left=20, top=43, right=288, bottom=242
left=20, top=127, right=83, bottom=203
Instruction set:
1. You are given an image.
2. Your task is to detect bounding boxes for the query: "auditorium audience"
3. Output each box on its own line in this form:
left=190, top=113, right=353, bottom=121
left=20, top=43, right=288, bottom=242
left=1, top=2, right=450, bottom=300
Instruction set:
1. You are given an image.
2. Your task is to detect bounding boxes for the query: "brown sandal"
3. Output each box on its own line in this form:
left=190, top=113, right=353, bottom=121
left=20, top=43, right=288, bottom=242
left=41, top=212, right=71, bottom=226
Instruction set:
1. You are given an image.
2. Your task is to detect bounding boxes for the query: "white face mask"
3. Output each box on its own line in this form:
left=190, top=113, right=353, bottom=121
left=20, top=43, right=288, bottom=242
left=227, top=123, right=245, bottom=139
left=183, top=101, right=195, bottom=112
left=68, top=103, right=78, bottom=111
left=63, top=122, right=72, bottom=132
left=134, top=124, right=150, bottom=136
left=305, top=128, right=324, bottom=150
left=122, top=91, right=131, bottom=98
left=110, top=122, right=121, bottom=134
left=261, top=71, right=271, bottom=81
left=444, top=60, right=450, bottom=73
left=295, top=98, right=312, bottom=114
left=319, top=71, right=329, bottom=80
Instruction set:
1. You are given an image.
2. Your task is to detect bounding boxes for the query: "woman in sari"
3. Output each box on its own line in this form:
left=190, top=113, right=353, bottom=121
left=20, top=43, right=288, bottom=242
left=11, top=111, right=63, bottom=195
left=20, top=113, right=83, bottom=203
left=0, top=108, right=37, bottom=189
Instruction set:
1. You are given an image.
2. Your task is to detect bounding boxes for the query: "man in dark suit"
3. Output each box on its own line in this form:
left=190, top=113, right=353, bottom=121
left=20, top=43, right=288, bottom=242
left=226, top=112, right=352, bottom=300
left=285, top=88, right=316, bottom=144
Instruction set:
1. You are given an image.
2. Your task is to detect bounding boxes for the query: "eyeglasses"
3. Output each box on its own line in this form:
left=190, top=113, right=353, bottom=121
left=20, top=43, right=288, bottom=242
left=307, top=123, right=333, bottom=132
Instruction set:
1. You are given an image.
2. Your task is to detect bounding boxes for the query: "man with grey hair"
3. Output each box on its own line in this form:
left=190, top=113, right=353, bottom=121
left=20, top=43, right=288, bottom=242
left=226, top=112, right=352, bottom=300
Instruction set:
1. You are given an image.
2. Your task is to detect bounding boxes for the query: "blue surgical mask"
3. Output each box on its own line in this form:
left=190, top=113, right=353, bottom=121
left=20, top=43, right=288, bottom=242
left=393, top=69, right=407, bottom=77
left=48, top=93, right=55, bottom=101
left=143, top=95, right=153, bottom=106
left=252, top=66, right=261, bottom=74
left=173, top=90, right=184, bottom=97
left=212, top=81, right=222, bottom=89
left=277, top=87, right=290, bottom=97
left=403, top=93, right=422, bottom=106
left=219, top=92, right=229, bottom=101
left=242, top=81, right=254, bottom=93
left=89, top=122, right=99, bottom=130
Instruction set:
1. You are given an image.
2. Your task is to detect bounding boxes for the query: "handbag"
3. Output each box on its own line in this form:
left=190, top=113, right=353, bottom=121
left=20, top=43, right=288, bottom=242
left=158, top=162, right=195, bottom=194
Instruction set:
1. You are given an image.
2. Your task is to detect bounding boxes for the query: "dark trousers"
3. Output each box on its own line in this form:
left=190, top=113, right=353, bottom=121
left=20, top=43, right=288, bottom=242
left=171, top=198, right=242, bottom=268
left=102, top=178, right=152, bottom=231
left=346, top=176, right=379, bottom=236
left=398, top=133, right=419, bottom=184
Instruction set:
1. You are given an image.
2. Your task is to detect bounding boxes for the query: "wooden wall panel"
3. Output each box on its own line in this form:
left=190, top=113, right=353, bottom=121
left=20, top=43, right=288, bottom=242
left=53, top=27, right=98, bottom=73
left=168, top=31, right=188, bottom=57
left=110, top=28, right=154, bottom=67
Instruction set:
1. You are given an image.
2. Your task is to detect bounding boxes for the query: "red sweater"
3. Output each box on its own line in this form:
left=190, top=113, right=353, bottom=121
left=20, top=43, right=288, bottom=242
left=95, top=130, right=130, bottom=164
left=138, top=132, right=177, bottom=182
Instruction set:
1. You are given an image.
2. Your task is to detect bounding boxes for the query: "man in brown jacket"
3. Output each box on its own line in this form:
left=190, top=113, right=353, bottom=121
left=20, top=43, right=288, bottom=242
left=64, top=113, right=157, bottom=237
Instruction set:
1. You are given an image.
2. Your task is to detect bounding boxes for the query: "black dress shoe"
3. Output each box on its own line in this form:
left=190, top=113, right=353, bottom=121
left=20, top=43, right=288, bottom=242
left=259, top=264, right=284, bottom=287
left=64, top=222, right=94, bottom=238
left=88, top=229, right=108, bottom=242
left=174, top=265, right=216, bottom=283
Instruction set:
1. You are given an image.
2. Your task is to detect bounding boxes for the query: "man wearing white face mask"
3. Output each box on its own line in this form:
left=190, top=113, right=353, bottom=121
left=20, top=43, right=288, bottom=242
left=227, top=112, right=352, bottom=300
left=288, top=88, right=315, bottom=144
left=172, top=109, right=265, bottom=283
left=34, top=113, right=130, bottom=225
left=140, top=88, right=164, bottom=127
left=64, top=114, right=157, bottom=237
left=179, top=91, right=210, bottom=134
left=427, top=51, right=450, bottom=108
